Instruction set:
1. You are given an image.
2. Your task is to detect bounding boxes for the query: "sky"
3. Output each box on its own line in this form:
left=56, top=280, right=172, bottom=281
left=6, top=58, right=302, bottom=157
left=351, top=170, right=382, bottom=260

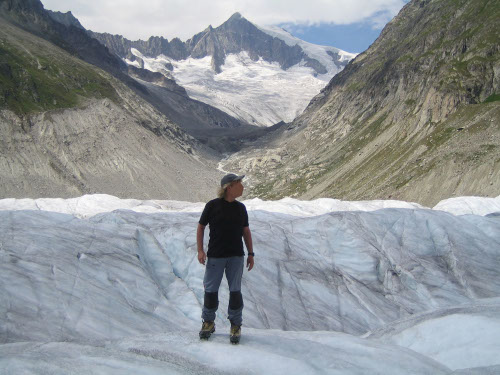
left=278, top=21, right=389, bottom=52
left=40, top=0, right=410, bottom=53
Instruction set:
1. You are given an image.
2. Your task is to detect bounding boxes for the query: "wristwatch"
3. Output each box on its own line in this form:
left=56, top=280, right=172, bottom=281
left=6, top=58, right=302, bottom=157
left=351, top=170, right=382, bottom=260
left=247, top=252, right=255, bottom=256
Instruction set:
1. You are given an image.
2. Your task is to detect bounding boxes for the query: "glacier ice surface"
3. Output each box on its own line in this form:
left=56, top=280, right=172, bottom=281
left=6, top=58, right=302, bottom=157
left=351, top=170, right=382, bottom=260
left=0, top=194, right=499, bottom=374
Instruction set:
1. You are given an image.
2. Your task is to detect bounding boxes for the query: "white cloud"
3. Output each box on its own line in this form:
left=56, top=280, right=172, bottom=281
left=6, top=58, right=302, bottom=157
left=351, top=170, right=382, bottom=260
left=40, top=0, right=406, bottom=41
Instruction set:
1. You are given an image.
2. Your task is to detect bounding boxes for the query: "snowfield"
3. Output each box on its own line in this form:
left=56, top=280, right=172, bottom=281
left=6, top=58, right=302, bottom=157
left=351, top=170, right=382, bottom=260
left=1, top=194, right=499, bottom=374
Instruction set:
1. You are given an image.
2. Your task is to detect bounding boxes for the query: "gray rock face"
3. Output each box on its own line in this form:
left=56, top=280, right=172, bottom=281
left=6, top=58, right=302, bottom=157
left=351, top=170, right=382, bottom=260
left=127, top=65, right=186, bottom=94
left=0, top=0, right=44, bottom=13
left=0, top=94, right=221, bottom=200
left=89, top=32, right=190, bottom=62
left=223, top=0, right=500, bottom=206
left=46, top=10, right=84, bottom=29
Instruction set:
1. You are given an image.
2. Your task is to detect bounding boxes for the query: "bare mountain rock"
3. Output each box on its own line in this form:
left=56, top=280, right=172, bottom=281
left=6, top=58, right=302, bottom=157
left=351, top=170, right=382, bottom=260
left=46, top=10, right=84, bottom=30
left=91, top=12, right=347, bottom=76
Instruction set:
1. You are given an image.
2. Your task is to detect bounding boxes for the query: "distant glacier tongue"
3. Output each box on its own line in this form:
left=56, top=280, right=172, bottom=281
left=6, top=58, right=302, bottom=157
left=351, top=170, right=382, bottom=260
left=130, top=49, right=341, bottom=127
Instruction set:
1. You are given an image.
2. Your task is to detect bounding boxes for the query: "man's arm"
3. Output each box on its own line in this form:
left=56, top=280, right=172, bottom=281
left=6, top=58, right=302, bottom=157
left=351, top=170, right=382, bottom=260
left=243, top=226, right=254, bottom=271
left=197, top=223, right=207, bottom=265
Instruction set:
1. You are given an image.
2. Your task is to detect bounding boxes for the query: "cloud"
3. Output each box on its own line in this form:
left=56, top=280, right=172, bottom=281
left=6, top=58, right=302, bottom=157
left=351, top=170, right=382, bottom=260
left=40, top=0, right=407, bottom=41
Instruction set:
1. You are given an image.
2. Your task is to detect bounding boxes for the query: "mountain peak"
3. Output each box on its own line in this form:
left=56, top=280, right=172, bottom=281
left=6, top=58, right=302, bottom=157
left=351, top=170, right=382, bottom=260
left=220, top=11, right=251, bottom=29
left=228, top=12, right=242, bottom=20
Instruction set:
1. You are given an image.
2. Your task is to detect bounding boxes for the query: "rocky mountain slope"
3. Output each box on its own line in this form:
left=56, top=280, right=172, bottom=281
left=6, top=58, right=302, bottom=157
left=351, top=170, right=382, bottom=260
left=124, top=63, right=266, bottom=153
left=0, top=2, right=221, bottom=200
left=91, top=13, right=356, bottom=126
left=223, top=0, right=500, bottom=206
left=29, top=3, right=258, bottom=153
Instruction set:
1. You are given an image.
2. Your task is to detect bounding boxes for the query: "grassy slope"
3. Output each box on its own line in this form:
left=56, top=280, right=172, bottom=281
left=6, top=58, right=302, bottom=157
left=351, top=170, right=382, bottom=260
left=0, top=17, right=118, bottom=115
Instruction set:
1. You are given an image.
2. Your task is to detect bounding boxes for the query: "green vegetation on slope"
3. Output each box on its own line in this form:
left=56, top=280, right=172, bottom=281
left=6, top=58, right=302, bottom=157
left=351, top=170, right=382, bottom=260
left=320, top=101, right=500, bottom=203
left=484, top=94, right=500, bottom=103
left=0, top=32, right=117, bottom=115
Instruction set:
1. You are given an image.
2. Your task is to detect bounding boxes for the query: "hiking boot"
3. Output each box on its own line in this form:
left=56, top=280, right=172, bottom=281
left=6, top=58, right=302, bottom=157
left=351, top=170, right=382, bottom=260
left=230, top=323, right=241, bottom=344
left=199, top=321, right=215, bottom=340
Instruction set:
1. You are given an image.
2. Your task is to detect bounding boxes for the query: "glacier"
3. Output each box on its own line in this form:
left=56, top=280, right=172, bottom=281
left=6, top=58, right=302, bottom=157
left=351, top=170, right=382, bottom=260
left=128, top=50, right=335, bottom=127
left=0, top=194, right=499, bottom=374
left=125, top=26, right=356, bottom=127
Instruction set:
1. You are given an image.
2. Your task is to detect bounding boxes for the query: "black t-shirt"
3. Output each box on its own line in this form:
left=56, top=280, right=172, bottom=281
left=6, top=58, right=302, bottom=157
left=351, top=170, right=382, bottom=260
left=199, top=198, right=249, bottom=258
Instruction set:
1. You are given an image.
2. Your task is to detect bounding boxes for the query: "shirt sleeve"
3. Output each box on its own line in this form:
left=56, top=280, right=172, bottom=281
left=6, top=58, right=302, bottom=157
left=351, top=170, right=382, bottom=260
left=199, top=201, right=212, bottom=226
left=242, top=203, right=249, bottom=227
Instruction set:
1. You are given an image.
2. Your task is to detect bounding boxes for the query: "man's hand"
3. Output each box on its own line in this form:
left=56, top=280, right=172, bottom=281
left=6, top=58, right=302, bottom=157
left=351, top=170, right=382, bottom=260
left=197, top=224, right=206, bottom=265
left=243, top=226, right=254, bottom=271
left=246, top=255, right=254, bottom=271
left=198, top=250, right=207, bottom=265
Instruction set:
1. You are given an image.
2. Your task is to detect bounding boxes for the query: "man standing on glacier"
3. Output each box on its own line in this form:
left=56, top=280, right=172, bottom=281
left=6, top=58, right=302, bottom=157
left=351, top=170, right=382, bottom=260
left=196, top=173, right=254, bottom=344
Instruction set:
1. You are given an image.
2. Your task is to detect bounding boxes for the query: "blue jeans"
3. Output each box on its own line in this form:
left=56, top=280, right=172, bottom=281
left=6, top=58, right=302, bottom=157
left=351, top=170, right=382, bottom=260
left=202, top=256, right=244, bottom=325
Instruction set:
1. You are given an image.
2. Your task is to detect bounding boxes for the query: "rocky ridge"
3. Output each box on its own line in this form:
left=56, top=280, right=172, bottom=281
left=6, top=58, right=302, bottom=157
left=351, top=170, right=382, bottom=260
left=222, top=0, right=500, bottom=206
left=91, top=12, right=349, bottom=75
left=0, top=0, right=129, bottom=77
left=46, top=9, right=84, bottom=30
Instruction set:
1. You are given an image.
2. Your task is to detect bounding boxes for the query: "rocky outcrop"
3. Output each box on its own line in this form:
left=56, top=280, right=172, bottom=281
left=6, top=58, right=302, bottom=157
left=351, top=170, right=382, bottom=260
left=0, top=0, right=44, bottom=14
left=127, top=66, right=185, bottom=94
left=46, top=10, right=84, bottom=29
left=89, top=32, right=190, bottom=62
left=223, top=0, right=500, bottom=206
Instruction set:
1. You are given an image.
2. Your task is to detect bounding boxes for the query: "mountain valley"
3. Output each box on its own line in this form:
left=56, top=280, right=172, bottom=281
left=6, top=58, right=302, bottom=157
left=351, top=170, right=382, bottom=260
left=221, top=0, right=500, bottom=206
left=0, top=0, right=498, bottom=205
left=1, top=1, right=500, bottom=373
left=91, top=12, right=356, bottom=127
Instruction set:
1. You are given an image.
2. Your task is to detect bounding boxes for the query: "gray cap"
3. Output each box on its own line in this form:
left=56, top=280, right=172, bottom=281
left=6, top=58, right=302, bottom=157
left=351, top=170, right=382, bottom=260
left=221, top=173, right=245, bottom=187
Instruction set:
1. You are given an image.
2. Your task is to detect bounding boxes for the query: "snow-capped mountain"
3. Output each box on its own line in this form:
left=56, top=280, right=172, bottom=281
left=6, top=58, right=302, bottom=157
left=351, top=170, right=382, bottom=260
left=1, top=194, right=500, bottom=373
left=92, top=13, right=356, bottom=126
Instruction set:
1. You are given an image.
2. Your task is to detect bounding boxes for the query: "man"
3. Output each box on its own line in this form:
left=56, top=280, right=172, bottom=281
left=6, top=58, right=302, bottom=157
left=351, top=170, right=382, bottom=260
left=197, top=173, right=254, bottom=344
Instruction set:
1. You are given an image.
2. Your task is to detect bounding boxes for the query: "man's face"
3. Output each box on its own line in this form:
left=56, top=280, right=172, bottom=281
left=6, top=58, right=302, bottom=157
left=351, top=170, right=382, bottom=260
left=229, top=180, right=244, bottom=198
